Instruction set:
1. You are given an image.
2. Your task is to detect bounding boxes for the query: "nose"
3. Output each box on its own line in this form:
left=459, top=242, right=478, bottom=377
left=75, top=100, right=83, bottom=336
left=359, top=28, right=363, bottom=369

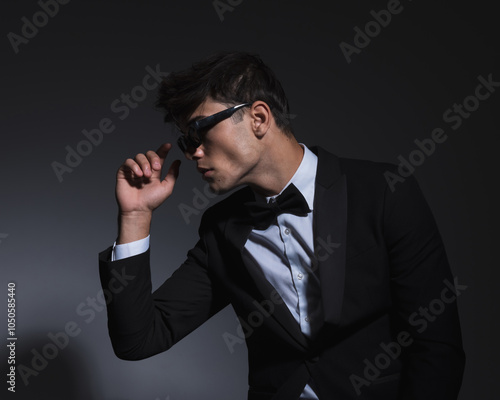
left=184, top=145, right=204, bottom=161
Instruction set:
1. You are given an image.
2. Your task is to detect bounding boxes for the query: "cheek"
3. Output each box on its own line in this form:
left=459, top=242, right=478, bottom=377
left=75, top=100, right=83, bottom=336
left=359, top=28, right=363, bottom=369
left=225, top=147, right=254, bottom=174
left=210, top=141, right=245, bottom=167
left=206, top=125, right=257, bottom=175
left=229, top=130, right=258, bottom=163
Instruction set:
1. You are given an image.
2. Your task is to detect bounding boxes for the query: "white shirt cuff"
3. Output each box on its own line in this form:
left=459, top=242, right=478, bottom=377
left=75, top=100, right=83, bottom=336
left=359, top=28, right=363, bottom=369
left=111, top=235, right=150, bottom=261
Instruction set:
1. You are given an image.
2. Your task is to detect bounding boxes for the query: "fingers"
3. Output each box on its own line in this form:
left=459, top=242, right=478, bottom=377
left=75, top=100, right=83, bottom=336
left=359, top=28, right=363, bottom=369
left=162, top=159, right=181, bottom=188
left=119, top=143, right=173, bottom=179
left=156, top=142, right=173, bottom=163
left=119, top=157, right=145, bottom=179
left=140, top=142, right=174, bottom=177
left=147, top=142, right=172, bottom=173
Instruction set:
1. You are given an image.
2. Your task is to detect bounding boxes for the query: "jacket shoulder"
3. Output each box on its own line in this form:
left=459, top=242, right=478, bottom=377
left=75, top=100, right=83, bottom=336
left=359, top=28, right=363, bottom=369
left=313, top=145, right=399, bottom=191
left=339, top=156, right=398, bottom=184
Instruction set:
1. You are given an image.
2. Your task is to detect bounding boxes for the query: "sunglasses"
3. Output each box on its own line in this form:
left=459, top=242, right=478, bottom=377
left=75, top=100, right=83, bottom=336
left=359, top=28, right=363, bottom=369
left=177, top=103, right=252, bottom=153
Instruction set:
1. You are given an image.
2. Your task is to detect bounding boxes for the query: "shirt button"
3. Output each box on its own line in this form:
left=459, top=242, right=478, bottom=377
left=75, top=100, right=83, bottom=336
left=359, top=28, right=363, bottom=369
left=284, top=228, right=290, bottom=235
left=297, top=273, right=303, bottom=280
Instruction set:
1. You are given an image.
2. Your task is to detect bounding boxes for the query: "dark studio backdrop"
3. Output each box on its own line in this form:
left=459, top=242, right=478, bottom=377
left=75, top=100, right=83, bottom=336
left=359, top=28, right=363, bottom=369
left=1, top=0, right=499, bottom=399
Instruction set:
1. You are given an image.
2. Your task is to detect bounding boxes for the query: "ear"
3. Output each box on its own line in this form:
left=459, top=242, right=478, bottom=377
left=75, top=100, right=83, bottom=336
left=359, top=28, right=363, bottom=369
left=249, top=101, right=272, bottom=138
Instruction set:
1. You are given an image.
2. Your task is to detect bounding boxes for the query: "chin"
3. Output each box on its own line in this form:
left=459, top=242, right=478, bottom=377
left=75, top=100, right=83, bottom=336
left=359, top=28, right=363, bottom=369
left=207, top=179, right=240, bottom=196
left=208, top=184, right=229, bottom=196
left=205, top=180, right=224, bottom=195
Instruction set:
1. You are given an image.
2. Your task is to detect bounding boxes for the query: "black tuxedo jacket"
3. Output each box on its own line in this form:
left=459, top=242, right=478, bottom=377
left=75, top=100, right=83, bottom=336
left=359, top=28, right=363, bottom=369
left=99, top=146, right=465, bottom=399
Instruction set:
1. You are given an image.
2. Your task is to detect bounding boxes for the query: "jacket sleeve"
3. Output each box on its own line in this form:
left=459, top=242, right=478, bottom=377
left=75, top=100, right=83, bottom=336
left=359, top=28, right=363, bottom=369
left=98, top=215, right=229, bottom=361
left=383, top=171, right=466, bottom=399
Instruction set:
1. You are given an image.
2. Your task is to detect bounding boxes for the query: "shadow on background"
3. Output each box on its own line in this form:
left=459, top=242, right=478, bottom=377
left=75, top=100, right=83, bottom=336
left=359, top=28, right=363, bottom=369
left=4, top=332, right=99, bottom=400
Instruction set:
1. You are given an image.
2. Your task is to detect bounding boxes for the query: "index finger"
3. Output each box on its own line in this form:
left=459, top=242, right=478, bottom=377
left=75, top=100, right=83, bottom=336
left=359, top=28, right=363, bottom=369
left=156, top=142, right=173, bottom=160
left=150, top=142, right=173, bottom=170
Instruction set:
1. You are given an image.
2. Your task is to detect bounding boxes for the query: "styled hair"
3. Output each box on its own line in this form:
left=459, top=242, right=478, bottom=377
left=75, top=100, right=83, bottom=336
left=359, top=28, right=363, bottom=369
left=155, top=51, right=293, bottom=136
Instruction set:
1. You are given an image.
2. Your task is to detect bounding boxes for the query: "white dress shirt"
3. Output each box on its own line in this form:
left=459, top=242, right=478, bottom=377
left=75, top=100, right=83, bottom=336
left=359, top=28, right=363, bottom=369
left=243, top=144, right=320, bottom=399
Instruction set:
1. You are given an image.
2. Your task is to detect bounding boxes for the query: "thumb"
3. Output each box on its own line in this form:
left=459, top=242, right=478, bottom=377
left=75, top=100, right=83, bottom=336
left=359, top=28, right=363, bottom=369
left=162, top=159, right=181, bottom=191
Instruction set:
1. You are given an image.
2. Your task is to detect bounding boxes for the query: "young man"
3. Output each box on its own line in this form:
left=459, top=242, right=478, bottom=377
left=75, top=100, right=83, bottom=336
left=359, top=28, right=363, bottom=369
left=99, top=51, right=465, bottom=399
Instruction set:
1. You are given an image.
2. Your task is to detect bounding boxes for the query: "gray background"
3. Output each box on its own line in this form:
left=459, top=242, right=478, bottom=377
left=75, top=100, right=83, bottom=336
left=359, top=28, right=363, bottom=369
left=1, top=0, right=498, bottom=399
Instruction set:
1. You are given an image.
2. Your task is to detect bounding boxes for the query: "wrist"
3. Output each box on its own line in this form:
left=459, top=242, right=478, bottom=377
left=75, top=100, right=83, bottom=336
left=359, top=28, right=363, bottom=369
left=117, top=211, right=152, bottom=245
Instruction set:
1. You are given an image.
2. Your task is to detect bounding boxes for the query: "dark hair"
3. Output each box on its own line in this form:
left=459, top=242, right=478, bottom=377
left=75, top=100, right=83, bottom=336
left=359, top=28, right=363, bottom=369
left=156, top=51, right=293, bottom=136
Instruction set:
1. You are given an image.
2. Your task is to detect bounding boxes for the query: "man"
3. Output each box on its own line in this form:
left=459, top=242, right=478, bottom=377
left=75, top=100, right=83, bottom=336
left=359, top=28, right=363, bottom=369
left=99, top=51, right=465, bottom=399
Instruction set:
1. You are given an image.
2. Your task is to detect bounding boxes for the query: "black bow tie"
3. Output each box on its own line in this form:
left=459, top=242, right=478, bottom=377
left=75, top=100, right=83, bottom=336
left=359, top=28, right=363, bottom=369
left=244, top=183, right=311, bottom=230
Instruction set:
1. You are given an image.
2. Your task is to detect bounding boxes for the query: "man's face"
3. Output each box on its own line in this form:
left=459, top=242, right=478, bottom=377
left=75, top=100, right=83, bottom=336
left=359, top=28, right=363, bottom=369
left=183, top=98, right=261, bottom=194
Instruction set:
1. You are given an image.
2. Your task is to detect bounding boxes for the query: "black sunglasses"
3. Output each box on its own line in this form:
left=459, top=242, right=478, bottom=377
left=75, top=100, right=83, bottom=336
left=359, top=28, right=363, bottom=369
left=177, top=103, right=252, bottom=153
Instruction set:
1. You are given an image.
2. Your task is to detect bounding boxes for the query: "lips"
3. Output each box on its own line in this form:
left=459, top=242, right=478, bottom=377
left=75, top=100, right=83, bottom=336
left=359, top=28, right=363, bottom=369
left=197, top=167, right=213, bottom=178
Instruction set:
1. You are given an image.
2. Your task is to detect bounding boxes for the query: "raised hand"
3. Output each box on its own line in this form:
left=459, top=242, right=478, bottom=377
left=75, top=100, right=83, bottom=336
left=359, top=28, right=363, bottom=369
left=115, top=142, right=181, bottom=244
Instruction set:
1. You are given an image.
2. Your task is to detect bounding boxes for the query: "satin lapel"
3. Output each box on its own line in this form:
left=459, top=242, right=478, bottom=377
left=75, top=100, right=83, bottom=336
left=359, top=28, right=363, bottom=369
left=223, top=198, right=309, bottom=350
left=311, top=146, right=347, bottom=326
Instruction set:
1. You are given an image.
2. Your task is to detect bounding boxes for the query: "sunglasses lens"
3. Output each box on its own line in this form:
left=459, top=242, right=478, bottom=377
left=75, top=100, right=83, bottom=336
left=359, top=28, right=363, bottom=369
left=187, top=126, right=200, bottom=148
left=177, top=127, right=200, bottom=153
